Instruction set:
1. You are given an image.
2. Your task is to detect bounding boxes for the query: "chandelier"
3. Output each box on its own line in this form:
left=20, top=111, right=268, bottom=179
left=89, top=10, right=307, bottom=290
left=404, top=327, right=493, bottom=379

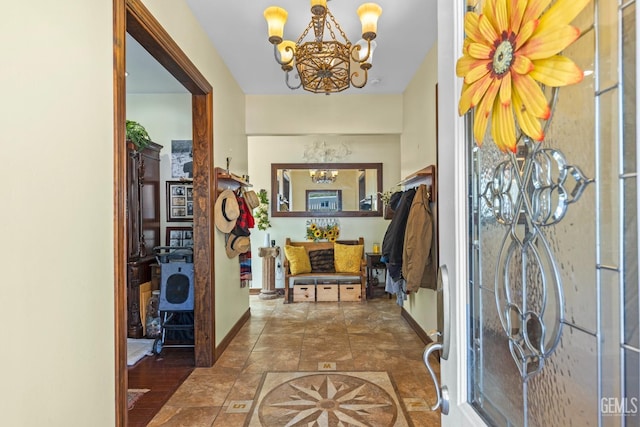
left=263, top=0, right=382, bottom=94
left=310, top=169, right=338, bottom=184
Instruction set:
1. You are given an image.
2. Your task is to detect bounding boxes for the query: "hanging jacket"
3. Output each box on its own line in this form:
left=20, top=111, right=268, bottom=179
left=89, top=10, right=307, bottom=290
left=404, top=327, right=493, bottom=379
left=402, top=184, right=437, bottom=291
left=233, top=192, right=255, bottom=236
left=381, top=188, right=416, bottom=281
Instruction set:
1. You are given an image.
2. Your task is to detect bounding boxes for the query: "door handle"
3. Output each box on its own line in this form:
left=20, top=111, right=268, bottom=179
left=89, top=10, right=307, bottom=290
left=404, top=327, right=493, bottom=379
left=422, top=265, right=451, bottom=414
left=423, top=342, right=449, bottom=414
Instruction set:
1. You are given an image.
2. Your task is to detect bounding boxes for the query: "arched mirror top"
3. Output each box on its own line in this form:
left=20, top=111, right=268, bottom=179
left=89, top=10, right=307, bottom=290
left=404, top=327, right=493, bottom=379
left=271, top=163, right=383, bottom=217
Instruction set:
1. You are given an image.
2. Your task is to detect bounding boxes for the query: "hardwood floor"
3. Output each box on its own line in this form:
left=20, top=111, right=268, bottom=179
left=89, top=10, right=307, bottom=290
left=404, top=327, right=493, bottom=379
left=127, top=348, right=195, bottom=427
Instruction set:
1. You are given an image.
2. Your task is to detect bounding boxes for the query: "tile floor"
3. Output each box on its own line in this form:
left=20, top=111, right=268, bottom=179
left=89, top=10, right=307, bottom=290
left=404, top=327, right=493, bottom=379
left=147, top=295, right=441, bottom=426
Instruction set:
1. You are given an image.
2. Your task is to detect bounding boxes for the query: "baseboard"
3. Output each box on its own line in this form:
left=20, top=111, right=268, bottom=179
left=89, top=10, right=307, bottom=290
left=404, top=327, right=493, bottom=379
left=215, top=307, right=251, bottom=360
left=249, top=288, right=261, bottom=295
left=401, top=307, right=433, bottom=346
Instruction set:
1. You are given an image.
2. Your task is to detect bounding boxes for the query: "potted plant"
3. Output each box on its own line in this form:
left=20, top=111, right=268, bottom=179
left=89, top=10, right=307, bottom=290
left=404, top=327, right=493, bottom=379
left=126, top=120, right=152, bottom=151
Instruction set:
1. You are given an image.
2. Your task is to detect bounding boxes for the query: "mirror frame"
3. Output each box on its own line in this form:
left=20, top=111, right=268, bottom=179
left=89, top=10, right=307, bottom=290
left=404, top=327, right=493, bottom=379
left=271, top=162, right=383, bottom=217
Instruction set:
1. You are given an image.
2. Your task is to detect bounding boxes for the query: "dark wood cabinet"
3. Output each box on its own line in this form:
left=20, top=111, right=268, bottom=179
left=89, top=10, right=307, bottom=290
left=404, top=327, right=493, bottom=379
left=127, top=141, right=162, bottom=338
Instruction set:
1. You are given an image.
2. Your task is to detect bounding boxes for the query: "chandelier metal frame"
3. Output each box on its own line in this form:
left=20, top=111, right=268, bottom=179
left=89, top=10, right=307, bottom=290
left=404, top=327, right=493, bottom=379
left=264, top=2, right=382, bottom=94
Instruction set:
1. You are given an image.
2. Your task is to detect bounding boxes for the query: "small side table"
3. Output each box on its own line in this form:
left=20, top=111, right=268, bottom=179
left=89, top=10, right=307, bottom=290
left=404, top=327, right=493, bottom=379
left=366, top=252, right=387, bottom=299
left=259, top=246, right=280, bottom=300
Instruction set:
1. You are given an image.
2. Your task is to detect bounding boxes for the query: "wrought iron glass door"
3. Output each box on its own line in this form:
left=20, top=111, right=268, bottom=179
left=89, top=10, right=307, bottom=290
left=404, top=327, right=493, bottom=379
left=467, top=0, right=639, bottom=426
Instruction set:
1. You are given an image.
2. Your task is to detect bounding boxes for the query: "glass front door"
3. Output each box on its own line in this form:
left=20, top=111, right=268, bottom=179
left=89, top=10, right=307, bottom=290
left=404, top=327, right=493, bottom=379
left=465, top=0, right=639, bottom=426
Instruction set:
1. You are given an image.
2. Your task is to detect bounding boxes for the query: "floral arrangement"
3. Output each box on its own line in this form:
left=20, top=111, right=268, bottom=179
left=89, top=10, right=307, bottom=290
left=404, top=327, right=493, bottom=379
left=305, top=219, right=340, bottom=242
left=456, top=0, right=588, bottom=153
left=254, top=189, right=271, bottom=231
left=379, top=186, right=400, bottom=205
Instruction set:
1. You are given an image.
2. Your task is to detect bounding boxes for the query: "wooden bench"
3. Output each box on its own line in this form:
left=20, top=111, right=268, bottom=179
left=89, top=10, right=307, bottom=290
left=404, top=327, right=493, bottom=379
left=283, top=237, right=366, bottom=303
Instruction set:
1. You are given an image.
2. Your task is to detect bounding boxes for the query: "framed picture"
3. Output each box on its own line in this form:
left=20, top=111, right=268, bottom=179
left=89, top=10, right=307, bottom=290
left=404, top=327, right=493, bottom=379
left=166, top=181, right=194, bottom=222
left=305, top=189, right=342, bottom=212
left=165, top=226, right=194, bottom=248
left=171, top=139, right=193, bottom=179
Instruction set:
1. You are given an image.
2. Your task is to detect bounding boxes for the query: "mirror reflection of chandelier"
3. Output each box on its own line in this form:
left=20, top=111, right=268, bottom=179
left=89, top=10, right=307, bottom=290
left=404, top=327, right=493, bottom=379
left=309, top=169, right=338, bottom=184
left=263, top=0, right=382, bottom=94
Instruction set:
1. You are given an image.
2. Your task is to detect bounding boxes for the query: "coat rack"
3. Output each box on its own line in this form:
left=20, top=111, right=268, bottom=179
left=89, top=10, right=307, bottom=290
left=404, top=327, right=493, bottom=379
left=397, top=165, right=437, bottom=202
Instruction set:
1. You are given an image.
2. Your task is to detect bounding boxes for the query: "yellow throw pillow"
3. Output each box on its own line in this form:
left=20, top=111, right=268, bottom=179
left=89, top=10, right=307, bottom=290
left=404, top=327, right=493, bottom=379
left=334, top=243, right=363, bottom=274
left=284, top=245, right=311, bottom=275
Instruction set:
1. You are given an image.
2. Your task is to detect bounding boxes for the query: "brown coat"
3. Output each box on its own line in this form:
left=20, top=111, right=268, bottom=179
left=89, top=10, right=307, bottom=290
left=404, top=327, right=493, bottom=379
left=402, top=184, right=437, bottom=292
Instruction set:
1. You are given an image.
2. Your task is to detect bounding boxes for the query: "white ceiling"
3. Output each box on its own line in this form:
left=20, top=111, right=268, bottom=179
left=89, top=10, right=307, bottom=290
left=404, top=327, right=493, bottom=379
left=126, top=0, right=438, bottom=95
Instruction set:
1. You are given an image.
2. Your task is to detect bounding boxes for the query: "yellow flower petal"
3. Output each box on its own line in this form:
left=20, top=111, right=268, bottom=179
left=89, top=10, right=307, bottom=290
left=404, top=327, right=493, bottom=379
left=463, top=37, right=472, bottom=54
left=456, top=54, right=481, bottom=77
left=459, top=74, right=493, bottom=115
left=464, top=58, right=491, bottom=84
left=459, top=82, right=473, bottom=116
left=538, top=0, right=590, bottom=32
left=473, top=78, right=501, bottom=145
left=512, top=54, right=534, bottom=74
left=520, top=25, right=581, bottom=60
left=514, top=19, right=538, bottom=50
left=522, top=0, right=553, bottom=24
left=491, top=97, right=517, bottom=152
left=495, top=0, right=509, bottom=33
left=513, top=89, right=545, bottom=141
left=478, top=14, right=499, bottom=45
left=482, top=0, right=499, bottom=35
left=508, top=0, right=527, bottom=33
left=499, top=72, right=512, bottom=106
left=512, top=72, right=550, bottom=119
left=530, top=55, right=584, bottom=87
left=464, top=12, right=483, bottom=42
left=468, top=42, right=493, bottom=60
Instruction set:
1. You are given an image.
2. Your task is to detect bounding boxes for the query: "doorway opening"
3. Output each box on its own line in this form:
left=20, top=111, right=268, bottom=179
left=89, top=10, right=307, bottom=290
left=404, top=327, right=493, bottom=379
left=114, top=0, right=216, bottom=425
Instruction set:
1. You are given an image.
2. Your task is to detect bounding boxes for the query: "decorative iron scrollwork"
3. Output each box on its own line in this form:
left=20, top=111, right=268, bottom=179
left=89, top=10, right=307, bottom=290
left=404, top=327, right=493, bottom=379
left=481, top=112, right=594, bottom=381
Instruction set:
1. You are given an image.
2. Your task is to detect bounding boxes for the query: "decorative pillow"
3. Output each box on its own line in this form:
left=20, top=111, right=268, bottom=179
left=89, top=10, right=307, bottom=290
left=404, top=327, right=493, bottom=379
left=308, top=249, right=335, bottom=272
left=334, top=243, right=363, bottom=274
left=284, top=245, right=311, bottom=275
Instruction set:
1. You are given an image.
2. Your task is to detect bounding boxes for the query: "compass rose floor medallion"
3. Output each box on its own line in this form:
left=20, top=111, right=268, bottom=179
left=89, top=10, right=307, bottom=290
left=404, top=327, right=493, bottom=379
left=245, top=371, right=410, bottom=426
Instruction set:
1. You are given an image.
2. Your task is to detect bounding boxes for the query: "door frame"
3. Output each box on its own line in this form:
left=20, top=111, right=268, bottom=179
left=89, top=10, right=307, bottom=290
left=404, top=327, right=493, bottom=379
left=436, top=0, right=487, bottom=425
left=113, top=1, right=216, bottom=425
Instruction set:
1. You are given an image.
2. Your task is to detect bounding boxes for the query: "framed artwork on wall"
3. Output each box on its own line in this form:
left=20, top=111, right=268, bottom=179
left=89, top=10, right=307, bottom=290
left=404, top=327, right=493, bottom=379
left=171, top=139, right=193, bottom=179
left=165, top=226, right=194, bottom=247
left=166, top=181, right=194, bottom=222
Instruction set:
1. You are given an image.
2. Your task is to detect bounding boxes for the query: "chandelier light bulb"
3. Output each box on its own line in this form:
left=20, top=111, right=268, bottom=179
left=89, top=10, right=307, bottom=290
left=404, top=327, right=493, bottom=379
left=357, top=3, right=382, bottom=40
left=355, top=39, right=377, bottom=66
left=277, top=40, right=296, bottom=68
left=264, top=6, right=288, bottom=44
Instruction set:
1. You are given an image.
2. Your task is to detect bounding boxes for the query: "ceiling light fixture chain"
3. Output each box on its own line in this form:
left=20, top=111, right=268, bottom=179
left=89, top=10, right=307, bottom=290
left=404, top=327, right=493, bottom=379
left=263, top=0, right=382, bottom=94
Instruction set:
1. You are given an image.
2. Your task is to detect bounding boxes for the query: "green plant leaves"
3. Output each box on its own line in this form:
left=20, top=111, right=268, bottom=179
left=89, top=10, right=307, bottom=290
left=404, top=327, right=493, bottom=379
left=126, top=120, right=152, bottom=151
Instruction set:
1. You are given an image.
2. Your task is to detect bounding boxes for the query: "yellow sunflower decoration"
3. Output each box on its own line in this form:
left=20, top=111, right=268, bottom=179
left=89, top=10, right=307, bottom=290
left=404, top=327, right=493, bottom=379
left=457, top=0, right=589, bottom=153
left=305, top=219, right=340, bottom=242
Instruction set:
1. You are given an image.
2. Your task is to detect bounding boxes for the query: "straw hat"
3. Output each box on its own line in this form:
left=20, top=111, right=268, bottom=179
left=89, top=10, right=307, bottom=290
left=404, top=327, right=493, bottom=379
left=243, top=189, right=260, bottom=210
left=214, top=189, right=240, bottom=233
left=225, top=232, right=251, bottom=258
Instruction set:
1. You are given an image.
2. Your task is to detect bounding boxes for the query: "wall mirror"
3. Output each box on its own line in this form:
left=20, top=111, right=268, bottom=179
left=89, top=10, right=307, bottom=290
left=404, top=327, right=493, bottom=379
left=271, top=163, right=383, bottom=217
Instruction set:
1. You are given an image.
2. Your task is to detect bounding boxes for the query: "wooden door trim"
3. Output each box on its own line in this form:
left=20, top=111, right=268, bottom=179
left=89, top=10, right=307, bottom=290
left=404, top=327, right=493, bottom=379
left=114, top=1, right=215, bottom=425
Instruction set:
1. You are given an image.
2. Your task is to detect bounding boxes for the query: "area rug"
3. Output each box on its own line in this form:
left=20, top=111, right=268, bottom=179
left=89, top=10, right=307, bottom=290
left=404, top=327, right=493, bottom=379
left=127, top=338, right=155, bottom=366
left=245, top=371, right=410, bottom=426
left=127, top=388, right=150, bottom=410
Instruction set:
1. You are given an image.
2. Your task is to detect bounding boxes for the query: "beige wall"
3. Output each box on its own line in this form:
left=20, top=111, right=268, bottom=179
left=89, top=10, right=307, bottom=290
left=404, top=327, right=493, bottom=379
left=0, top=0, right=115, bottom=425
left=142, top=0, right=249, bottom=347
left=246, top=94, right=403, bottom=135
left=401, top=44, right=439, bottom=333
